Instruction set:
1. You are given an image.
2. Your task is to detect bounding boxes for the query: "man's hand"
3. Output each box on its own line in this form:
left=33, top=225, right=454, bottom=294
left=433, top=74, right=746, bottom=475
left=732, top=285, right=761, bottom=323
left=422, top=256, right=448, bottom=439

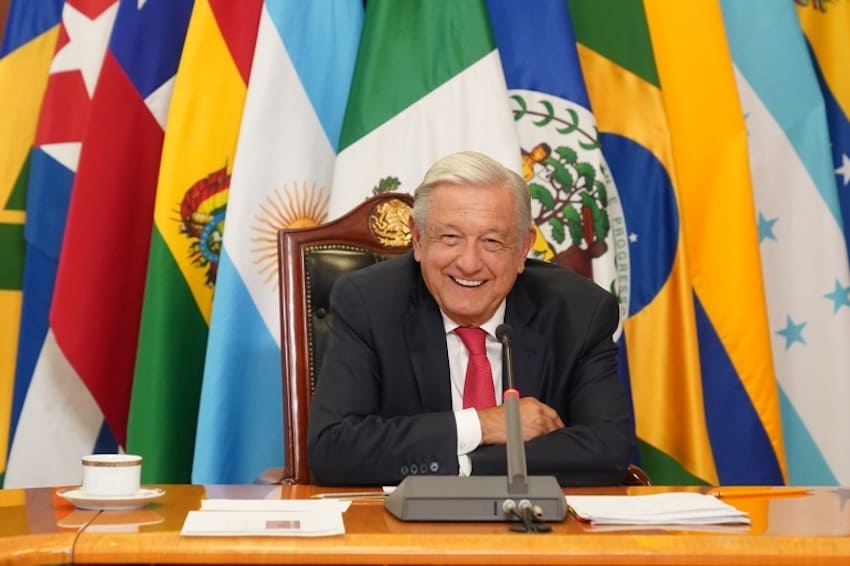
left=478, top=397, right=565, bottom=445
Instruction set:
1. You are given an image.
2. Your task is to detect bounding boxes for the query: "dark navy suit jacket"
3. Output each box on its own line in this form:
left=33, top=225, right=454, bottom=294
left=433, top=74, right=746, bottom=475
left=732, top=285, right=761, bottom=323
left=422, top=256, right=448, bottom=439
left=307, top=252, right=635, bottom=486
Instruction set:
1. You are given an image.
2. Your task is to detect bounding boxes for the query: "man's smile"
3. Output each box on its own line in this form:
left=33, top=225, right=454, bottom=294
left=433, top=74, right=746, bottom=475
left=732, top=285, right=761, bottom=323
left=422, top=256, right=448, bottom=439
left=451, top=276, right=485, bottom=287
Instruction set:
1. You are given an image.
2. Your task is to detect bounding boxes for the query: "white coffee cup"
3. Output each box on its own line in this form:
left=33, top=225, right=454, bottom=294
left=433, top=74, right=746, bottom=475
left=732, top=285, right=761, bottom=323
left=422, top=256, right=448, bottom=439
left=81, top=454, right=142, bottom=497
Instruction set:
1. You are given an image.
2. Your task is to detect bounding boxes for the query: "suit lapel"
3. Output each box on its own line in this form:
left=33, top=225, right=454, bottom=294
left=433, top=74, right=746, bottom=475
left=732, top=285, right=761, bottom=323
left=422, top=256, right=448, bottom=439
left=504, top=279, right=545, bottom=397
left=405, top=274, right=453, bottom=412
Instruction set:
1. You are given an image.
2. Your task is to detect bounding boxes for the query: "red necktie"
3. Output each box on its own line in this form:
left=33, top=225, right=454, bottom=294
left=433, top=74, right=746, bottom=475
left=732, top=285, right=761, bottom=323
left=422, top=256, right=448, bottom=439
left=455, top=327, right=496, bottom=409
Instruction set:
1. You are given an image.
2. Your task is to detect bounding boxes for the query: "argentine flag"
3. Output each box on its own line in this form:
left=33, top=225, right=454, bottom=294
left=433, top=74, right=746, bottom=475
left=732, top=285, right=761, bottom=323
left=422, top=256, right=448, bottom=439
left=192, top=0, right=362, bottom=483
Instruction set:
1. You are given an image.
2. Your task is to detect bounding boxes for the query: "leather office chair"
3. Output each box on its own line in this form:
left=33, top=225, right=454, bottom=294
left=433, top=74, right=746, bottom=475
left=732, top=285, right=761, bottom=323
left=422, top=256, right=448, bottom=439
left=266, top=191, right=650, bottom=487
left=275, top=193, right=415, bottom=484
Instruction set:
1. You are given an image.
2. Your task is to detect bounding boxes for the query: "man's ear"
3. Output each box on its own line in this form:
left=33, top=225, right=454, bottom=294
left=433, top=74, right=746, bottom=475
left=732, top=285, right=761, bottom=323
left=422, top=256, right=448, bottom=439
left=517, top=227, right=535, bottom=273
left=410, top=216, right=422, bottom=261
left=522, top=227, right=535, bottom=254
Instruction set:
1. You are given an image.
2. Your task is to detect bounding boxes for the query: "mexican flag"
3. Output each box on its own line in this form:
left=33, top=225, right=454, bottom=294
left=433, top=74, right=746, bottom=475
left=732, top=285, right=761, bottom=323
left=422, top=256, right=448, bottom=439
left=328, top=0, right=519, bottom=217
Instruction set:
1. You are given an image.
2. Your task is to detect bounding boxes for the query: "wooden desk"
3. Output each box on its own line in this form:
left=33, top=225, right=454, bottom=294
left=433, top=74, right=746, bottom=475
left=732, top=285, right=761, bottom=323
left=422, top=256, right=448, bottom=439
left=0, top=487, right=92, bottom=566
left=64, top=484, right=850, bottom=566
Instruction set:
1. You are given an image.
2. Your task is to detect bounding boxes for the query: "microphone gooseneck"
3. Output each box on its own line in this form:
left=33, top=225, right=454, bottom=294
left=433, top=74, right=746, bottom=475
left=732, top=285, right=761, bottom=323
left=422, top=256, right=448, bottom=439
left=496, top=324, right=515, bottom=390
left=498, top=323, right=528, bottom=495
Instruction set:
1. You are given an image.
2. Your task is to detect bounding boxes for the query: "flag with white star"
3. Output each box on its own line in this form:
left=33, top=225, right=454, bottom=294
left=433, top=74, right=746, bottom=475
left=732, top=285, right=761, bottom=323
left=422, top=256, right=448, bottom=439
left=6, top=0, right=193, bottom=488
left=797, top=1, right=850, bottom=259
left=724, top=0, right=850, bottom=485
left=50, top=0, right=193, bottom=479
left=571, top=0, right=717, bottom=484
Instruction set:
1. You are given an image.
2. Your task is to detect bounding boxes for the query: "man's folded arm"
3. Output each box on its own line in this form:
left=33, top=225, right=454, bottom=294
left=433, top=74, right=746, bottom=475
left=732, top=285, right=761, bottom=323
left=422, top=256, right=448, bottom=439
left=308, top=276, right=460, bottom=486
left=468, top=420, right=633, bottom=486
left=309, top=410, right=460, bottom=485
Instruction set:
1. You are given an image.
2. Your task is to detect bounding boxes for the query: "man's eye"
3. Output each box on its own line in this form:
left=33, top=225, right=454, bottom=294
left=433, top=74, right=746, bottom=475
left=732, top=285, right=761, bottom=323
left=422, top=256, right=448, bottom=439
left=482, top=238, right=505, bottom=252
left=440, top=234, right=461, bottom=245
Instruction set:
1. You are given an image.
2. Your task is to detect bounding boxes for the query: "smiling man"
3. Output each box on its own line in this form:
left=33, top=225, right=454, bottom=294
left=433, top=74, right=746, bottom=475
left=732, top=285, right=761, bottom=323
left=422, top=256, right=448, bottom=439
left=307, top=151, right=634, bottom=486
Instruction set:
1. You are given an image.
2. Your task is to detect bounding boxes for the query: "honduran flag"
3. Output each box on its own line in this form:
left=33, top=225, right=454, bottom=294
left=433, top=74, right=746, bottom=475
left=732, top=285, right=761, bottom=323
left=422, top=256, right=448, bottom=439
left=796, top=0, right=850, bottom=258
left=723, top=0, right=850, bottom=485
left=192, top=0, right=362, bottom=484
left=0, top=0, right=63, bottom=485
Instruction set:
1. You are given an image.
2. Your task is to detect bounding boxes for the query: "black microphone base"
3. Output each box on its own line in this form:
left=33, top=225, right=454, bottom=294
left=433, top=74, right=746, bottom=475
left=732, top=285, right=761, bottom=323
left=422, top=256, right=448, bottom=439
left=384, top=475, right=567, bottom=522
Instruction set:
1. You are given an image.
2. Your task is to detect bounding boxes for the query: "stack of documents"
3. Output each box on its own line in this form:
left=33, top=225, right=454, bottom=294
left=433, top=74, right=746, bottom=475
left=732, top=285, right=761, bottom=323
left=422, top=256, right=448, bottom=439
left=181, top=499, right=350, bottom=537
left=567, top=492, right=750, bottom=525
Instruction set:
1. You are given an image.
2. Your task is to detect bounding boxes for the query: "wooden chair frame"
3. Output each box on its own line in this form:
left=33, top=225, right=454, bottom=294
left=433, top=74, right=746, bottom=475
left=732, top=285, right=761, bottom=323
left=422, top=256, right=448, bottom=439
left=276, top=193, right=414, bottom=484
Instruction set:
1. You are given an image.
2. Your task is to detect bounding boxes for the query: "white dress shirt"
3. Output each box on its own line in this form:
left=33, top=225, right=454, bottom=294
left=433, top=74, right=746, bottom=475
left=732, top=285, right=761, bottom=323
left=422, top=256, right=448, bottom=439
left=440, top=301, right=506, bottom=476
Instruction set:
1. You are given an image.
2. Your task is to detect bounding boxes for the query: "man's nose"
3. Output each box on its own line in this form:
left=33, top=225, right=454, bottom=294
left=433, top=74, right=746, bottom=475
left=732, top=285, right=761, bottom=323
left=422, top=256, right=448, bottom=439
left=455, top=239, right=483, bottom=272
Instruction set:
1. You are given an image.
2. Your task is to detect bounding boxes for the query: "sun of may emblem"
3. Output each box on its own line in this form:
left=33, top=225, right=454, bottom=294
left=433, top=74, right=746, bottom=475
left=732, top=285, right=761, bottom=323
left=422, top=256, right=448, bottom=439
left=251, top=182, right=330, bottom=290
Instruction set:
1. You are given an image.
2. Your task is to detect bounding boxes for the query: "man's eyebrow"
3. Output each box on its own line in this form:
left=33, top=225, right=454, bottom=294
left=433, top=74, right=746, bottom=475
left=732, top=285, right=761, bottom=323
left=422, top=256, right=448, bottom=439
left=426, top=224, right=513, bottom=238
left=426, top=222, right=459, bottom=233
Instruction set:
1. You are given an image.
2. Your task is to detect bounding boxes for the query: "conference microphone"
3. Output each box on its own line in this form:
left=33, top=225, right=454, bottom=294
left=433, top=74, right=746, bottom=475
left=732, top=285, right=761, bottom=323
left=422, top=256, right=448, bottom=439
left=384, top=324, right=567, bottom=523
left=496, top=324, right=527, bottom=494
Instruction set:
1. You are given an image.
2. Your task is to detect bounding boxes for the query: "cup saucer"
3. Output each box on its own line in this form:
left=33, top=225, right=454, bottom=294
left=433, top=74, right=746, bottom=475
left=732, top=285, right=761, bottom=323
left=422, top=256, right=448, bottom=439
left=57, top=487, right=165, bottom=511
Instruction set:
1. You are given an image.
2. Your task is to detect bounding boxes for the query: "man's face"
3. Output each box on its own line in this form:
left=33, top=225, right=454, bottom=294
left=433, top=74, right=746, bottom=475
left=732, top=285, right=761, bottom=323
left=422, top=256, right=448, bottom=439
left=411, top=183, right=534, bottom=327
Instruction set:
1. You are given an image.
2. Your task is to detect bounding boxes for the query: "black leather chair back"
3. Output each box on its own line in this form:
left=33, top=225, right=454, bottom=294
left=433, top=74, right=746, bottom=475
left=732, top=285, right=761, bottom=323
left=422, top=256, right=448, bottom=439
left=276, top=193, right=414, bottom=484
left=304, top=248, right=400, bottom=394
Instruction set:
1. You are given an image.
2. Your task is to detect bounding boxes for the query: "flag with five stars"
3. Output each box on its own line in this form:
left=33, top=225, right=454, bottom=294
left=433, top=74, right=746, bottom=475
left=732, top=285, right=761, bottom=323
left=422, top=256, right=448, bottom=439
left=5, top=0, right=120, bottom=488
left=0, top=0, right=63, bottom=486
left=796, top=1, right=850, bottom=258
left=722, top=0, right=850, bottom=485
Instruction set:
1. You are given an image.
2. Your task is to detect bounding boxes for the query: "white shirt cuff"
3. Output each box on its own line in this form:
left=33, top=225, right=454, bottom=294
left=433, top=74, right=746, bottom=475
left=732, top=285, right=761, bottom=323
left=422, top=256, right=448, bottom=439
left=458, top=454, right=472, bottom=477
left=454, top=408, right=482, bottom=476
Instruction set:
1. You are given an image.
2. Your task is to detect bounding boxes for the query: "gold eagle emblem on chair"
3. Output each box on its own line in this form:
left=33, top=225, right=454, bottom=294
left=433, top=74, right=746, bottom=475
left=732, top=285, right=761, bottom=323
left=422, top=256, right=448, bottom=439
left=370, top=198, right=412, bottom=247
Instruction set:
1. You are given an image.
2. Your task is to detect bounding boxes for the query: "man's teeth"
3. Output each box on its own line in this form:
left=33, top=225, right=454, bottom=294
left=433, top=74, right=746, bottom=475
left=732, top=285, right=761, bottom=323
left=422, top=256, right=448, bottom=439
left=453, top=277, right=484, bottom=287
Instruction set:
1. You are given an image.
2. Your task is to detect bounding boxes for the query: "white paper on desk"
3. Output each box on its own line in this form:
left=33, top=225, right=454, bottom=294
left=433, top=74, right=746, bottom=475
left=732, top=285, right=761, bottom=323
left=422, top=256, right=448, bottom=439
left=181, top=510, right=345, bottom=537
left=201, top=498, right=350, bottom=513
left=566, top=493, right=750, bottom=525
left=585, top=522, right=752, bottom=533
